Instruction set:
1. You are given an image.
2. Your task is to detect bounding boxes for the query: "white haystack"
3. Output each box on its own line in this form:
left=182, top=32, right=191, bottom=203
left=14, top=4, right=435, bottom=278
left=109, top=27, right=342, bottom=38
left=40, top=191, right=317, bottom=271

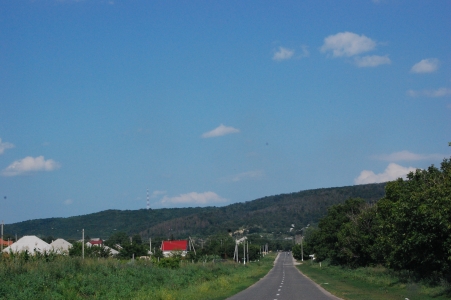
left=50, top=238, right=73, bottom=254
left=3, top=236, right=51, bottom=255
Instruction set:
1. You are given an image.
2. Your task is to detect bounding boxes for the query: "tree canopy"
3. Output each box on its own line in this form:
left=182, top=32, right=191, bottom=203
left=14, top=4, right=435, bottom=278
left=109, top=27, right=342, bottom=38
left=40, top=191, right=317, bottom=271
left=304, top=157, right=451, bottom=279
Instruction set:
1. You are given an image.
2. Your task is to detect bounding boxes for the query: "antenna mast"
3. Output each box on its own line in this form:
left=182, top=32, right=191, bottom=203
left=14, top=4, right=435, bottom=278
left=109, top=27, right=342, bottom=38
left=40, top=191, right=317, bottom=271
left=146, top=188, right=150, bottom=210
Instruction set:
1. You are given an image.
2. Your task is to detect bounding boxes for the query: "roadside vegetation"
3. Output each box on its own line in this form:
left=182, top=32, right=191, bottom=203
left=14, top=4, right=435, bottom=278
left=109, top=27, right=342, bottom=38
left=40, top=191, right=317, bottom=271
left=297, top=261, right=450, bottom=300
left=293, top=156, right=451, bottom=297
left=0, top=251, right=276, bottom=299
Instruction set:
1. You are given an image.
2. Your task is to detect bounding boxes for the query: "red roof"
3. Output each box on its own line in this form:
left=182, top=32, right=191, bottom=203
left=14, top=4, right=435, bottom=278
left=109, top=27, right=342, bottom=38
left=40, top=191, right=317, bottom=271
left=89, top=239, right=103, bottom=245
left=161, top=240, right=188, bottom=251
left=0, top=239, right=13, bottom=246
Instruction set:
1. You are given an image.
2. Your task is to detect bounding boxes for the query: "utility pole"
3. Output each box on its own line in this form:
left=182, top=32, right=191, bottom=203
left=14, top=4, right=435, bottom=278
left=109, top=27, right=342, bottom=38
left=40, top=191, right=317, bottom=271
left=1, top=221, right=3, bottom=252
left=82, top=229, right=85, bottom=260
left=243, top=240, right=246, bottom=265
left=301, top=234, right=304, bottom=261
left=247, top=241, right=249, bottom=263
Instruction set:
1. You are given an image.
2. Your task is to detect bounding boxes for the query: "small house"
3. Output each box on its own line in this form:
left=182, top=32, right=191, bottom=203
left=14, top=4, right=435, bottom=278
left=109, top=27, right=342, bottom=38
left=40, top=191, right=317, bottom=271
left=161, top=240, right=188, bottom=257
left=0, top=239, right=13, bottom=247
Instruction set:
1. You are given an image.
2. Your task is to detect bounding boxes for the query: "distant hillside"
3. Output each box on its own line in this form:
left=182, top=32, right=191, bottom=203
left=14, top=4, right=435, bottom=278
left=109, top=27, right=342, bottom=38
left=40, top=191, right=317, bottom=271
left=139, top=183, right=386, bottom=239
left=4, top=183, right=386, bottom=240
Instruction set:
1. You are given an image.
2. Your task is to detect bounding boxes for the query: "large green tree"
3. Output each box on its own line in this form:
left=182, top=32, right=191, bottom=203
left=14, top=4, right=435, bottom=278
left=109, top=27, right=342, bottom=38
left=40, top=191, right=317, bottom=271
left=377, top=158, right=451, bottom=277
left=305, top=198, right=367, bottom=264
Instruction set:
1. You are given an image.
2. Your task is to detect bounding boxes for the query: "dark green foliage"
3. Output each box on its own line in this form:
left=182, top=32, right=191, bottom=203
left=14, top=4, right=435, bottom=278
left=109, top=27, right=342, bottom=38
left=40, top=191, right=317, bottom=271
left=153, top=247, right=164, bottom=259
left=104, top=231, right=129, bottom=247
left=118, top=242, right=148, bottom=259
left=292, top=243, right=302, bottom=260
left=69, top=242, right=111, bottom=258
left=377, top=158, right=451, bottom=278
left=305, top=198, right=370, bottom=265
left=0, top=253, right=275, bottom=299
left=336, top=204, right=381, bottom=267
left=304, top=157, right=451, bottom=281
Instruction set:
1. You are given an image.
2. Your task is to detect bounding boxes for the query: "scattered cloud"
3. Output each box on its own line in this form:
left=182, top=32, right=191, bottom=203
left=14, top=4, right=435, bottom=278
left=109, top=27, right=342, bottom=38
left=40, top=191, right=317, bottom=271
left=2, top=156, right=61, bottom=176
left=151, top=190, right=167, bottom=198
left=354, top=55, right=391, bottom=67
left=273, top=46, right=295, bottom=61
left=160, top=191, right=227, bottom=206
left=407, top=87, right=451, bottom=98
left=411, top=58, right=439, bottom=73
left=0, top=139, right=14, bottom=155
left=64, top=199, right=73, bottom=205
left=320, top=32, right=376, bottom=57
left=372, top=151, right=445, bottom=162
left=354, top=163, right=417, bottom=184
left=222, top=170, right=265, bottom=182
left=202, top=124, right=240, bottom=138
left=232, top=170, right=264, bottom=182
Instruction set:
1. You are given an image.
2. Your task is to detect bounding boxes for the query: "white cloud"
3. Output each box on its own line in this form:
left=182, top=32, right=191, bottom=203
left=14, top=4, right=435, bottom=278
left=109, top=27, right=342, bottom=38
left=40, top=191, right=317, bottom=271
left=321, top=32, right=376, bottom=57
left=0, top=139, right=14, bottom=155
left=2, top=156, right=61, bottom=176
left=151, top=190, right=167, bottom=198
left=354, top=163, right=417, bottom=184
left=411, top=58, right=439, bottom=73
left=64, top=199, right=73, bottom=205
left=160, top=191, right=226, bottom=206
left=354, top=55, right=391, bottom=67
left=202, top=124, right=240, bottom=138
left=273, top=47, right=294, bottom=61
left=225, top=170, right=265, bottom=182
left=372, top=151, right=445, bottom=162
left=407, top=87, right=451, bottom=98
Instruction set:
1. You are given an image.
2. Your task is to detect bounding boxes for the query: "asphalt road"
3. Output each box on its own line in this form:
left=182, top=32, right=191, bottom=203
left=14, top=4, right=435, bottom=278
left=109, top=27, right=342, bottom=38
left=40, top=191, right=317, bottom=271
left=227, top=252, right=341, bottom=300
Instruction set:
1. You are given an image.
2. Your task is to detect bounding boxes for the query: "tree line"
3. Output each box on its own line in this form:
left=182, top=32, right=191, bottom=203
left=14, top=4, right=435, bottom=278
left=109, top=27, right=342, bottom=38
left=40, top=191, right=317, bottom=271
left=294, top=157, right=451, bottom=281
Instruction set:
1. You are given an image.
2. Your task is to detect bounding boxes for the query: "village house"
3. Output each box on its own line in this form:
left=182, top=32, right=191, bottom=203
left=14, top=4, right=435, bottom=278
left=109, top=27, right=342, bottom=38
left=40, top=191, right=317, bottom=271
left=161, top=240, right=188, bottom=257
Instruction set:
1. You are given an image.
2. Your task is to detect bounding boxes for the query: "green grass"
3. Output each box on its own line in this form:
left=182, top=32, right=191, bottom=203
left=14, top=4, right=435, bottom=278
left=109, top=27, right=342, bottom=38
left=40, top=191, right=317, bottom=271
left=296, top=261, right=451, bottom=300
left=0, top=253, right=276, bottom=299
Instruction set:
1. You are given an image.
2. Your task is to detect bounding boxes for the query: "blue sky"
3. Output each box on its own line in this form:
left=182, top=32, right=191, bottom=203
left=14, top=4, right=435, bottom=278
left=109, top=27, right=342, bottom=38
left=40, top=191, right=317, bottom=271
left=1, top=0, right=450, bottom=224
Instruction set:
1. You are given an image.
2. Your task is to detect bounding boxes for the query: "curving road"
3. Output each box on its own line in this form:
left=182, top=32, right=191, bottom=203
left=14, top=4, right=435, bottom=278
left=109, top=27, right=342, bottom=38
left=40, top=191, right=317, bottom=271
left=227, top=252, right=341, bottom=300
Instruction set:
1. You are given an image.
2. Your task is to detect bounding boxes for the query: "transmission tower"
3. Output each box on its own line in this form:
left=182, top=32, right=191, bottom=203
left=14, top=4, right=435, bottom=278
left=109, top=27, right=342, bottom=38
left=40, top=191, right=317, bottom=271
left=146, top=188, right=150, bottom=210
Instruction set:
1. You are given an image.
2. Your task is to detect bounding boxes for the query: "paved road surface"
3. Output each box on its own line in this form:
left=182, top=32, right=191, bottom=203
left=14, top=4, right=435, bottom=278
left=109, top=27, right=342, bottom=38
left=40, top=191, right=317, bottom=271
left=227, top=252, right=341, bottom=300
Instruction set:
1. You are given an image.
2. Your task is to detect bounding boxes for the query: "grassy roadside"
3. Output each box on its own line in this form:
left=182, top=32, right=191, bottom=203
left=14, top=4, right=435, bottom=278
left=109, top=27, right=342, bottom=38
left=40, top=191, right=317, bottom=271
left=296, top=261, right=450, bottom=300
left=0, top=253, right=276, bottom=299
left=136, top=253, right=276, bottom=300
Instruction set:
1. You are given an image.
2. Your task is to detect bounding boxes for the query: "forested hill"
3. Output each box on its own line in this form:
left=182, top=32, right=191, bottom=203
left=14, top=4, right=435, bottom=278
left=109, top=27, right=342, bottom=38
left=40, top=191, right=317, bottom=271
left=4, top=183, right=386, bottom=240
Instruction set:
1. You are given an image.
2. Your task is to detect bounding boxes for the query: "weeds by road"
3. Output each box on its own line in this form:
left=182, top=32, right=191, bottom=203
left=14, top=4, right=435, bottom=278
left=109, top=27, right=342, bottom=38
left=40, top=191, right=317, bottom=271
left=0, top=252, right=275, bottom=300
left=296, top=260, right=450, bottom=300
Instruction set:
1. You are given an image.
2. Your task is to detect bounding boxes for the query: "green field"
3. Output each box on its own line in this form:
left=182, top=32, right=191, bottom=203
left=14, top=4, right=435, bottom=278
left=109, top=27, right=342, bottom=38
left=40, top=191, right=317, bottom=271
left=0, top=253, right=276, bottom=299
left=296, top=261, right=451, bottom=300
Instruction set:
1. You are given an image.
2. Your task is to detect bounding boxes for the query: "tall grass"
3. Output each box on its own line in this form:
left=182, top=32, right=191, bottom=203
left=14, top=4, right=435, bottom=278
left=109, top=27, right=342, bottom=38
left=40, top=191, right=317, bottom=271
left=297, top=260, right=451, bottom=300
left=0, top=253, right=275, bottom=299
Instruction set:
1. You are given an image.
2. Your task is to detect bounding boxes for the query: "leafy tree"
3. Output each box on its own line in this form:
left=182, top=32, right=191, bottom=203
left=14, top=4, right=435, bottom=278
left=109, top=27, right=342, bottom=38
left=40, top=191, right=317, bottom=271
left=105, top=231, right=129, bottom=248
left=118, top=242, right=147, bottom=259
left=377, top=158, right=451, bottom=277
left=41, top=236, right=55, bottom=244
left=132, top=234, right=142, bottom=245
left=336, top=203, right=381, bottom=267
left=306, top=198, right=366, bottom=263
left=153, top=247, right=164, bottom=259
left=292, top=243, right=302, bottom=260
left=69, top=242, right=111, bottom=258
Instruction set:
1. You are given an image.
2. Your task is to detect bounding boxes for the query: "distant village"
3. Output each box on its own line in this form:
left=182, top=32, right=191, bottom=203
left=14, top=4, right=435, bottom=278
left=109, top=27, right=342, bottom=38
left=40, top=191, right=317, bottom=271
left=0, top=235, right=193, bottom=258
